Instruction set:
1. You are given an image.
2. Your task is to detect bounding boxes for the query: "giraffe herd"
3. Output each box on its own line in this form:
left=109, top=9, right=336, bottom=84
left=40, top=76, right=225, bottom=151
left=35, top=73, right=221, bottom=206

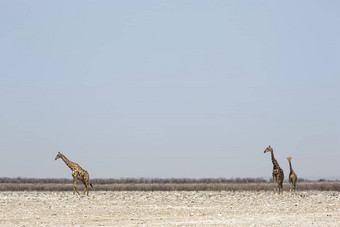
left=264, top=145, right=298, bottom=196
left=55, top=145, right=298, bottom=196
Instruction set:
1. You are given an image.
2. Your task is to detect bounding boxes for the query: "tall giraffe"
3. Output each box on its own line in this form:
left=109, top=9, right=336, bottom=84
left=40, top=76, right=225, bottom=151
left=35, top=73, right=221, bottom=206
left=55, top=152, right=93, bottom=196
left=287, top=157, right=297, bottom=194
left=264, top=145, right=284, bottom=195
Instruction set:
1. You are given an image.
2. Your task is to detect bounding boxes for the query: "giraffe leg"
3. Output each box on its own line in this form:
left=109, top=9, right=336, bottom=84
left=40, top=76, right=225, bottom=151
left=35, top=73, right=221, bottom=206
left=277, top=176, right=280, bottom=196
left=273, top=176, right=277, bottom=195
left=73, top=177, right=80, bottom=195
left=82, top=181, right=89, bottom=196
left=279, top=177, right=283, bottom=196
left=86, top=181, right=90, bottom=196
left=291, top=182, right=294, bottom=194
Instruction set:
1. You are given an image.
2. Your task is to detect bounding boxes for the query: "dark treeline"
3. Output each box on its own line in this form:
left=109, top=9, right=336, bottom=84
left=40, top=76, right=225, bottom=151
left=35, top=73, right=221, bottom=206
left=0, top=177, right=323, bottom=185
left=92, top=177, right=270, bottom=184
left=1, top=182, right=339, bottom=192
left=1, top=178, right=339, bottom=191
left=0, top=177, right=270, bottom=184
left=0, top=178, right=71, bottom=184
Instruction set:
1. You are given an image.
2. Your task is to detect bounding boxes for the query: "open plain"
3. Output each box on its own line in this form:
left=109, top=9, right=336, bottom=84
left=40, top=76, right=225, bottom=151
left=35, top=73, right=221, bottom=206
left=0, top=191, right=339, bottom=226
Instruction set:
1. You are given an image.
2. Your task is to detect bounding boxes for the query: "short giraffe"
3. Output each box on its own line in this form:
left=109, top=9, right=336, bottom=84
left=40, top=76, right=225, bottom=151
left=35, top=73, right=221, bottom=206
left=264, top=145, right=284, bottom=195
left=287, top=157, right=297, bottom=194
left=55, top=152, right=93, bottom=196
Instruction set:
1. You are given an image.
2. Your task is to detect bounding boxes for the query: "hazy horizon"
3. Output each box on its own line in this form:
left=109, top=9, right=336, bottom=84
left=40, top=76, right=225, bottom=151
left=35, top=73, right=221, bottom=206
left=1, top=1, right=339, bottom=180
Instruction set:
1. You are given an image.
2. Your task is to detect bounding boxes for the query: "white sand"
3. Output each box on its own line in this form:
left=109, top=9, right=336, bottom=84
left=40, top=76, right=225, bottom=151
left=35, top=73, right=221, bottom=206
left=0, top=191, right=339, bottom=226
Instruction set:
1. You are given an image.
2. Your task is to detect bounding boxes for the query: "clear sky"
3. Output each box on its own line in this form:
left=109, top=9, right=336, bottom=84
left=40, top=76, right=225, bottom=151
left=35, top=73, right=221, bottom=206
left=0, top=1, right=339, bottom=180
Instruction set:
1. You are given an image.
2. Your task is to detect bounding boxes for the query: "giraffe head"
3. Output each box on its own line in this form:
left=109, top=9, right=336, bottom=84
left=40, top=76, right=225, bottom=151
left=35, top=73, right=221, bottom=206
left=264, top=145, right=273, bottom=153
left=287, top=157, right=292, bottom=161
left=55, top=152, right=62, bottom=160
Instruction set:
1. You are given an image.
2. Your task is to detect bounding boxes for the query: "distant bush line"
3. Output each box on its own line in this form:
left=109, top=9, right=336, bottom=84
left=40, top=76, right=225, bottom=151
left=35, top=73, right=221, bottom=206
left=0, top=177, right=269, bottom=184
left=0, top=177, right=339, bottom=192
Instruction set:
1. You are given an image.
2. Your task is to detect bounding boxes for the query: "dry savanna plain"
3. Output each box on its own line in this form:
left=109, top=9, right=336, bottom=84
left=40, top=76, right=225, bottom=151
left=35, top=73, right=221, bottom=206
left=1, top=182, right=340, bottom=226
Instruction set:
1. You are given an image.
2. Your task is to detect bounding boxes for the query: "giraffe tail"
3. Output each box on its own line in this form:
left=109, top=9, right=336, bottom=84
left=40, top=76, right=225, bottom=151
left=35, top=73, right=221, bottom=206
left=90, top=183, right=93, bottom=187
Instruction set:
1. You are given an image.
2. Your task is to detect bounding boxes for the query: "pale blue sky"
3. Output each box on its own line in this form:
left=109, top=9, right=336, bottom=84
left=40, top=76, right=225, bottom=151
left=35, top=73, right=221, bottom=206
left=0, top=1, right=339, bottom=179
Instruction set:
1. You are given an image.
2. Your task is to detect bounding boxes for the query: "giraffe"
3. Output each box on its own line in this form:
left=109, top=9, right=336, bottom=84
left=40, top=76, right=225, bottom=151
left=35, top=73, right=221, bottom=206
left=287, top=157, right=297, bottom=194
left=55, top=152, right=93, bottom=196
left=264, top=145, right=284, bottom=195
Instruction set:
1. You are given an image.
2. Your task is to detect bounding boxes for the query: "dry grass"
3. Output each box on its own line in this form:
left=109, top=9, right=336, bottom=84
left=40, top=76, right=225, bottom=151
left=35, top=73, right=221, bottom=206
left=0, top=178, right=339, bottom=192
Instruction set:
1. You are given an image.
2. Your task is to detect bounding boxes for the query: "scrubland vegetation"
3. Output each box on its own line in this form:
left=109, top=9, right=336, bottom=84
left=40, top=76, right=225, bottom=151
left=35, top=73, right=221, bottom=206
left=0, top=177, right=339, bottom=191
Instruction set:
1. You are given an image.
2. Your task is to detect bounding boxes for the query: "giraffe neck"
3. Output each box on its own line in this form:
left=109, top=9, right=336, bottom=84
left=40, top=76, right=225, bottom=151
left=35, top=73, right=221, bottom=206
left=60, top=154, right=75, bottom=171
left=270, top=150, right=280, bottom=169
left=288, top=159, right=293, bottom=172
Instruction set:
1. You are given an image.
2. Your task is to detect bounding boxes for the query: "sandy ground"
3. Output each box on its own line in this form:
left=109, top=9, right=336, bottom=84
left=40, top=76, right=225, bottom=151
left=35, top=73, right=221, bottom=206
left=0, top=191, right=339, bottom=226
